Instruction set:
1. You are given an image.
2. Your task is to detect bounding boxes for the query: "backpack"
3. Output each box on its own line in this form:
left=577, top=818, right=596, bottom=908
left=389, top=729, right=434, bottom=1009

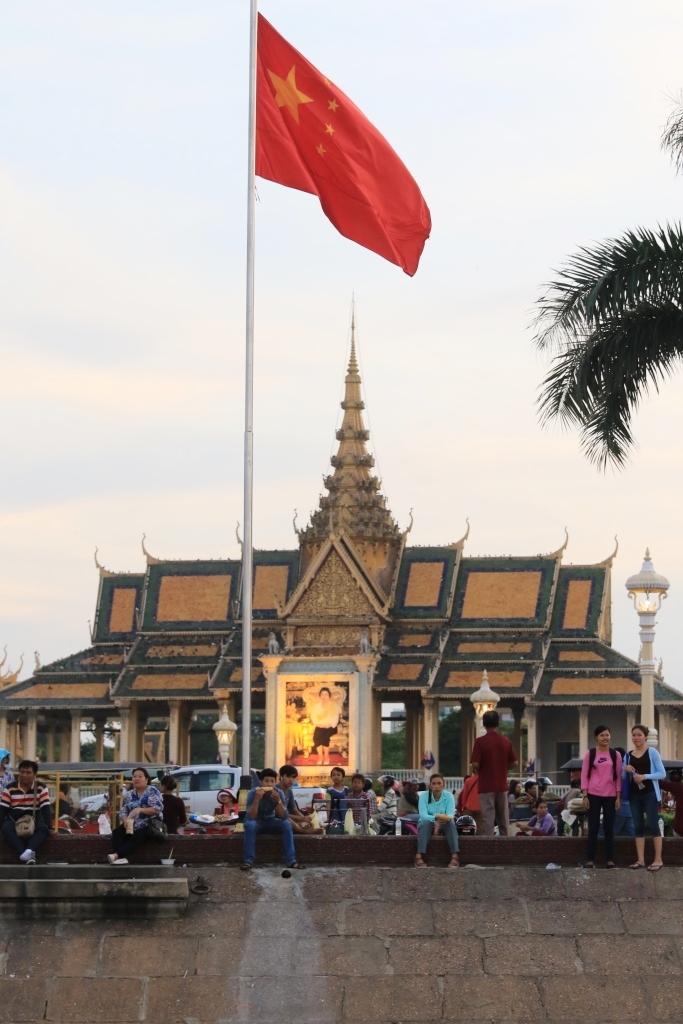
left=587, top=747, right=618, bottom=781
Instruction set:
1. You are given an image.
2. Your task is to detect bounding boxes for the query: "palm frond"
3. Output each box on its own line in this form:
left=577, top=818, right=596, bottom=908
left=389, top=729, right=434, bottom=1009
left=662, top=95, right=683, bottom=176
left=533, top=224, right=683, bottom=353
left=538, top=302, right=683, bottom=468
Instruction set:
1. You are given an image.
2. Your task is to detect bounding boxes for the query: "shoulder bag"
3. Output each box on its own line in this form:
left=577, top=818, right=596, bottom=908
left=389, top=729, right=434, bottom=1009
left=15, top=787, right=38, bottom=838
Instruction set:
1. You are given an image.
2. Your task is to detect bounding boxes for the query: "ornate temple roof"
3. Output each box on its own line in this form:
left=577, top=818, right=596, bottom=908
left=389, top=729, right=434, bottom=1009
left=1, top=337, right=679, bottom=715
left=298, top=320, right=400, bottom=549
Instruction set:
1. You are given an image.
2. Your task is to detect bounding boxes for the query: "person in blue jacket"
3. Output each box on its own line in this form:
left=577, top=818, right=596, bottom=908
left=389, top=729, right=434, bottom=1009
left=623, top=724, right=666, bottom=871
left=415, top=773, right=459, bottom=869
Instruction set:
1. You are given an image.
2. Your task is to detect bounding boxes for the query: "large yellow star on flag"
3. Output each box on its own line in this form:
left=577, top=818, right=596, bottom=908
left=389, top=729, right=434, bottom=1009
left=267, top=66, right=313, bottom=124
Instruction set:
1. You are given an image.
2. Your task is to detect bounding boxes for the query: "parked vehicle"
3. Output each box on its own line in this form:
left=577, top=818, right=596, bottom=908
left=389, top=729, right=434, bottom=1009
left=168, top=765, right=258, bottom=816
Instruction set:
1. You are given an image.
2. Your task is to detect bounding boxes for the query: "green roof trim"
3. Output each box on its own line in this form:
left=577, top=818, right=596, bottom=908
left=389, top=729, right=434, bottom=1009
left=141, top=560, right=241, bottom=632
left=550, top=566, right=606, bottom=637
left=451, top=557, right=557, bottom=629
left=93, top=575, right=145, bottom=641
left=392, top=546, right=459, bottom=619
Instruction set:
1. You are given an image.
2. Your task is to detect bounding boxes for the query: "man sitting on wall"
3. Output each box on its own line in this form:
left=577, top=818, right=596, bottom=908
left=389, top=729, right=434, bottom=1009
left=0, top=760, right=52, bottom=864
left=242, top=767, right=302, bottom=871
left=278, top=765, right=324, bottom=834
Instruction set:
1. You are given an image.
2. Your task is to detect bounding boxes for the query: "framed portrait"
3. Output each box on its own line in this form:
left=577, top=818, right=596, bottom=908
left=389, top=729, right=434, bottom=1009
left=284, top=680, right=349, bottom=767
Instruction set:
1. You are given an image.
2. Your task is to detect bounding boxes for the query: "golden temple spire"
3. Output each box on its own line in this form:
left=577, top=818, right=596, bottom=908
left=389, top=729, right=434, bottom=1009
left=300, top=308, right=400, bottom=551
left=348, top=303, right=359, bottom=377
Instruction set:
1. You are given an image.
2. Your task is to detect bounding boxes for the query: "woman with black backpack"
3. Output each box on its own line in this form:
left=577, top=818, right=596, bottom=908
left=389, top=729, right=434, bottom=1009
left=580, top=725, right=622, bottom=868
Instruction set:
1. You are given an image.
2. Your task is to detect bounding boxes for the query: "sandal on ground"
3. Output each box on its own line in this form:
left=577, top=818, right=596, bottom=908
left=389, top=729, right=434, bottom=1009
left=630, top=862, right=646, bottom=869
left=240, top=862, right=253, bottom=871
left=288, top=862, right=305, bottom=870
left=583, top=861, right=595, bottom=869
left=414, top=854, right=427, bottom=868
left=447, top=855, right=460, bottom=869
left=606, top=862, right=616, bottom=869
left=648, top=863, right=664, bottom=872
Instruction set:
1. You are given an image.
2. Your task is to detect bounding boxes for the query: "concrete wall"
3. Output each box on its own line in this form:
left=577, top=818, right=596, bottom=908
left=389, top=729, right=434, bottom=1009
left=1, top=864, right=683, bottom=1022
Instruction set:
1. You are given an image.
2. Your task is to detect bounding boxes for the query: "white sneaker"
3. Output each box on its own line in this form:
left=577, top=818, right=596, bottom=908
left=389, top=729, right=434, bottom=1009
left=19, top=849, right=34, bottom=863
left=107, top=853, right=118, bottom=864
left=113, top=858, right=129, bottom=866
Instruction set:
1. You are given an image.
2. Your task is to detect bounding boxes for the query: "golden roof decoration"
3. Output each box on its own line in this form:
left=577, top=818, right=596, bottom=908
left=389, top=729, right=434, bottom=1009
left=0, top=653, right=24, bottom=686
left=299, top=312, right=400, bottom=547
left=141, top=533, right=162, bottom=565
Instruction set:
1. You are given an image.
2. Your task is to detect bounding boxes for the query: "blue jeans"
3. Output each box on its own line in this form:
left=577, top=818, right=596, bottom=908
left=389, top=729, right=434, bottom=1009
left=243, top=817, right=296, bottom=865
left=417, top=819, right=459, bottom=855
left=630, top=789, right=660, bottom=838
left=613, top=806, right=635, bottom=838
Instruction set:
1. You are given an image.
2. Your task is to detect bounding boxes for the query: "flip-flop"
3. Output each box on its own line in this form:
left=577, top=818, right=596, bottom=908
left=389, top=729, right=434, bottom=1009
left=447, top=856, right=460, bottom=869
left=630, top=862, right=645, bottom=870
left=288, top=862, right=305, bottom=870
left=647, top=863, right=664, bottom=872
left=240, top=862, right=253, bottom=872
left=414, top=855, right=427, bottom=869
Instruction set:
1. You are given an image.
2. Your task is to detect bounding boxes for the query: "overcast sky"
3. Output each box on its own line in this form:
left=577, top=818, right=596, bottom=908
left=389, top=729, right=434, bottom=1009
left=1, top=1, right=682, bottom=690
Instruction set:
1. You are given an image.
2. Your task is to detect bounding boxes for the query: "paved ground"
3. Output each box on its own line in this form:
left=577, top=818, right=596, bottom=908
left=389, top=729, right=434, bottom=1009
left=1, top=864, right=682, bottom=1022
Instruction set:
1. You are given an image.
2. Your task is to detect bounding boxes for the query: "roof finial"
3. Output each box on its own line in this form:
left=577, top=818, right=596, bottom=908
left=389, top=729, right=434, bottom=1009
left=347, top=296, right=359, bottom=376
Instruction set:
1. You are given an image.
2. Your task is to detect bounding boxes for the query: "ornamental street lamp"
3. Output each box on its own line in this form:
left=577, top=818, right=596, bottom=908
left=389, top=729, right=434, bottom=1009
left=470, top=669, right=501, bottom=737
left=625, top=549, right=670, bottom=748
left=213, top=704, right=238, bottom=765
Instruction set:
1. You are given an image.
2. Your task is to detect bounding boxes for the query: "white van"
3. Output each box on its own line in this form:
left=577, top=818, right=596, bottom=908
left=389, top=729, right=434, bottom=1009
left=168, top=764, right=245, bottom=816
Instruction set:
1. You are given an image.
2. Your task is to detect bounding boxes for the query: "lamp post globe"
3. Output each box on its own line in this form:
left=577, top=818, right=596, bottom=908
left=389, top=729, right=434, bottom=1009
left=213, top=704, right=238, bottom=765
left=626, top=549, right=670, bottom=748
left=470, top=669, right=501, bottom=737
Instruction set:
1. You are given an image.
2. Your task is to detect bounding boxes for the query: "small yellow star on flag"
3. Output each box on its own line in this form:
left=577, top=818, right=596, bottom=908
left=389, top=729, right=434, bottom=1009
left=316, top=143, right=326, bottom=156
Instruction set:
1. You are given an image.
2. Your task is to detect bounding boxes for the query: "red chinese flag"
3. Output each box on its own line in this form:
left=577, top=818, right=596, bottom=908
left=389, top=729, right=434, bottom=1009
left=256, top=15, right=431, bottom=276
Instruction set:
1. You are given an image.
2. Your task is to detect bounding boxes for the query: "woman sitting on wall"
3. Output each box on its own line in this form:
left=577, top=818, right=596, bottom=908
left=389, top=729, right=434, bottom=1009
left=108, top=767, right=164, bottom=865
left=415, top=773, right=459, bottom=869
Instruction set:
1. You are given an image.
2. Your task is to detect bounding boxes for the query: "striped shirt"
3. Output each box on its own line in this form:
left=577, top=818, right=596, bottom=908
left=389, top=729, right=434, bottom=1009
left=0, top=783, right=52, bottom=826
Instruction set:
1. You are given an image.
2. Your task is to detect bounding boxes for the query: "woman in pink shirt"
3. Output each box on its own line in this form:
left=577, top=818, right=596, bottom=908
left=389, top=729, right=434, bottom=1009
left=581, top=725, right=622, bottom=868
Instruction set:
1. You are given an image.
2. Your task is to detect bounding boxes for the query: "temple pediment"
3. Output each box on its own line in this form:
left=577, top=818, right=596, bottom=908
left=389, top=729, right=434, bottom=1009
left=285, top=539, right=387, bottom=622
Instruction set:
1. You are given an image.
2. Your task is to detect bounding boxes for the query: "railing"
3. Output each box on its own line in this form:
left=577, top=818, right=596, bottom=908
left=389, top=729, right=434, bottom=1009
left=378, top=771, right=571, bottom=799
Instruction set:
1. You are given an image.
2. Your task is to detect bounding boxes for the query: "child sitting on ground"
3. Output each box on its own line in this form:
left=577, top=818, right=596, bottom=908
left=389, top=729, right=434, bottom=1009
left=517, top=799, right=557, bottom=836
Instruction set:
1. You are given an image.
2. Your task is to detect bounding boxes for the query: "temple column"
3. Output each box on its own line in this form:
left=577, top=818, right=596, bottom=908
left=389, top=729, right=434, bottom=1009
left=626, top=707, right=637, bottom=741
left=25, top=711, right=38, bottom=761
left=513, top=707, right=523, bottom=767
left=356, top=656, right=376, bottom=774
left=118, top=708, right=131, bottom=761
left=180, top=704, right=193, bottom=765
left=525, top=706, right=538, bottom=769
left=129, top=706, right=140, bottom=762
left=69, top=711, right=81, bottom=762
left=370, top=696, right=382, bottom=772
left=168, top=702, right=182, bottom=765
left=46, top=723, right=55, bottom=763
left=578, top=706, right=589, bottom=757
left=460, top=702, right=476, bottom=775
left=94, top=718, right=105, bottom=762
left=0, top=713, right=7, bottom=754
left=404, top=700, right=421, bottom=770
left=422, top=699, right=439, bottom=776
left=658, top=709, right=672, bottom=759
left=260, top=656, right=282, bottom=770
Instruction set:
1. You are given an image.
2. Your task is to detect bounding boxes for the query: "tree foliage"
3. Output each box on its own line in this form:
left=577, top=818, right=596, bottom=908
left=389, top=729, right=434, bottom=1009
left=534, top=100, right=683, bottom=468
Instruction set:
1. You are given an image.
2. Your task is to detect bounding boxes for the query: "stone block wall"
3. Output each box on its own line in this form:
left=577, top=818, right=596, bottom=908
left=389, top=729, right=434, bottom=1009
left=1, top=864, right=683, bottom=1021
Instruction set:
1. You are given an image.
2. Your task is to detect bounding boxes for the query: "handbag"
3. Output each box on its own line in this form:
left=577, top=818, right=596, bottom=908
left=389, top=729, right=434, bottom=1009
left=15, top=786, right=38, bottom=838
left=146, top=816, right=168, bottom=842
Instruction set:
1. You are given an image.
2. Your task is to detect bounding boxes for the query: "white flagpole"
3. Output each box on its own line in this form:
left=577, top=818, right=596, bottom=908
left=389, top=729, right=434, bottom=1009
left=241, top=0, right=258, bottom=778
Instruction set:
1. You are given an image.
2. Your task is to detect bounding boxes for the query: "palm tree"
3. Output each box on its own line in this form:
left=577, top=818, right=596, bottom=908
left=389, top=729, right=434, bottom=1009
left=533, top=100, right=683, bottom=469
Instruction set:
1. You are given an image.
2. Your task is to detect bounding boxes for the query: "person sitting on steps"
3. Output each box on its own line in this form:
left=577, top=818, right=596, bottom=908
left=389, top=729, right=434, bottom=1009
left=415, top=772, right=459, bottom=869
left=242, top=768, right=302, bottom=871
left=0, top=760, right=52, bottom=865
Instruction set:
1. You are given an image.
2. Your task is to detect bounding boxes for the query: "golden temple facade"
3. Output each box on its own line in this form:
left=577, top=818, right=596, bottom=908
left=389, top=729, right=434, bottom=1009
left=1, top=327, right=682, bottom=775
